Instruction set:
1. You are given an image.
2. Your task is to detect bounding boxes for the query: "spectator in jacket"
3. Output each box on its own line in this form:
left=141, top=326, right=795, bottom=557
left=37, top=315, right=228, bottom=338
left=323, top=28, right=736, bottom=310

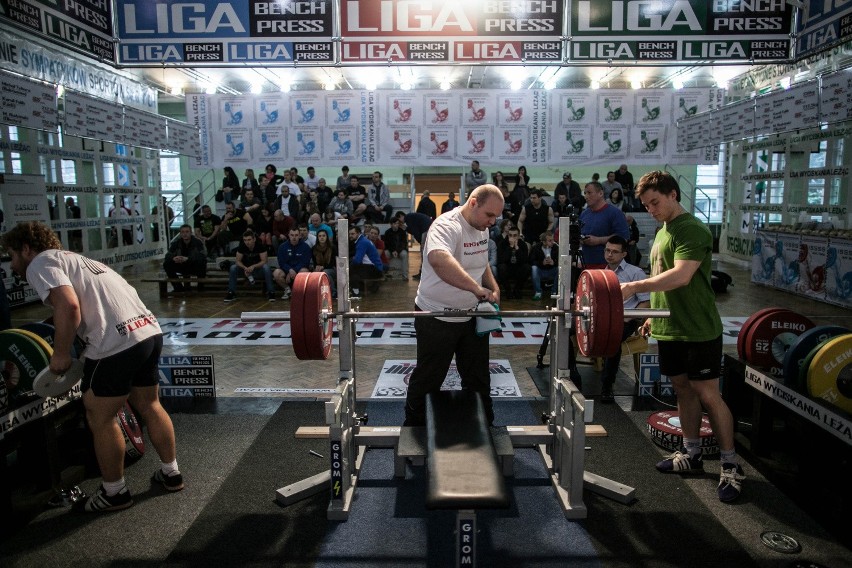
left=163, top=225, right=207, bottom=292
left=274, top=227, right=312, bottom=300
left=529, top=231, right=559, bottom=301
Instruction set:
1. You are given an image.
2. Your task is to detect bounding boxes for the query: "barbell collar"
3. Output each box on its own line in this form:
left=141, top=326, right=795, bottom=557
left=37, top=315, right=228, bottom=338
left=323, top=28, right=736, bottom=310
left=240, top=308, right=669, bottom=323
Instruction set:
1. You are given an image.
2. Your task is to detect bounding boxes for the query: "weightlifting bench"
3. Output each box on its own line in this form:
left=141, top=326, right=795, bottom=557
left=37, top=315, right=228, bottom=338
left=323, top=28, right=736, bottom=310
left=419, top=390, right=510, bottom=567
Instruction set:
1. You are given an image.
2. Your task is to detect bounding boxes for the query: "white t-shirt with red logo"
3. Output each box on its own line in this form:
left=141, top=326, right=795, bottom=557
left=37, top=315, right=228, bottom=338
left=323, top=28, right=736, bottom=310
left=415, top=207, right=490, bottom=321
left=26, top=249, right=161, bottom=359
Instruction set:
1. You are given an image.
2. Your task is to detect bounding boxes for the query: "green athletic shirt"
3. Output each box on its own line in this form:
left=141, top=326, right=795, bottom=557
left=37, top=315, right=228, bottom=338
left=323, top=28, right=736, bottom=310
left=649, top=212, right=722, bottom=342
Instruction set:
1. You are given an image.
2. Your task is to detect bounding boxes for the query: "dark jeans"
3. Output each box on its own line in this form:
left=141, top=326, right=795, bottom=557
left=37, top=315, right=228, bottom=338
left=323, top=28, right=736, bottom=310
left=163, top=256, right=207, bottom=280
left=602, top=319, right=643, bottom=388
left=404, top=306, right=492, bottom=427
left=497, top=262, right=531, bottom=293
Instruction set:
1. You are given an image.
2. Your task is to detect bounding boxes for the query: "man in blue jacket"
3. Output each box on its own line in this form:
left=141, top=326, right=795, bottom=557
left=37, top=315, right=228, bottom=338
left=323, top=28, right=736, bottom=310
left=273, top=227, right=312, bottom=300
left=348, top=225, right=383, bottom=297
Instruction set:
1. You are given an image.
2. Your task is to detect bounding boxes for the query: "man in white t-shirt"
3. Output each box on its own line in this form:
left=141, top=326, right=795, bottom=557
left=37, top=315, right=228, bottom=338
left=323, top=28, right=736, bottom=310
left=403, top=184, right=504, bottom=427
left=2, top=222, right=184, bottom=513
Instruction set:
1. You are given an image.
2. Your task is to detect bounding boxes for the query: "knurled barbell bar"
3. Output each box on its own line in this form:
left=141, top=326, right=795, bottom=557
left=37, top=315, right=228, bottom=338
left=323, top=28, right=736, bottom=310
left=241, top=270, right=670, bottom=361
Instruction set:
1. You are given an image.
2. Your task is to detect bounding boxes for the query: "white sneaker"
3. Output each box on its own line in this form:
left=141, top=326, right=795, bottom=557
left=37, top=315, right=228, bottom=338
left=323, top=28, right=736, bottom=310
left=280, top=287, right=291, bottom=300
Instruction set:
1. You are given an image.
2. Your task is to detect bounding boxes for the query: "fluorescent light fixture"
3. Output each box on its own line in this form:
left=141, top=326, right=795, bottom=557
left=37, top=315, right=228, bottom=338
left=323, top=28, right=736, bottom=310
left=172, top=84, right=185, bottom=96
left=544, top=79, right=557, bottom=90
left=281, top=83, right=291, bottom=93
left=779, top=76, right=792, bottom=90
left=590, top=80, right=600, bottom=90
left=631, top=79, right=642, bottom=90
left=510, top=80, right=522, bottom=90
left=400, top=81, right=412, bottom=90
left=365, top=80, right=378, bottom=90
left=672, top=78, right=684, bottom=90
left=440, top=80, right=451, bottom=90
left=204, top=83, right=217, bottom=95
left=323, top=82, right=336, bottom=91
left=250, top=83, right=262, bottom=94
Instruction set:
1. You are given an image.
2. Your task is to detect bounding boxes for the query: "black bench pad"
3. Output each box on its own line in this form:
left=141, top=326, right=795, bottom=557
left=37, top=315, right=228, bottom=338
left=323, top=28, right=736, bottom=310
left=425, top=390, right=509, bottom=510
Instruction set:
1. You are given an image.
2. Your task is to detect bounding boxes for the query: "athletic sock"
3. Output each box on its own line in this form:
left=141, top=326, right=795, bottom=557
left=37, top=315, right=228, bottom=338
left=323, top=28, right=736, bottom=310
left=161, top=459, right=180, bottom=476
left=102, top=478, right=127, bottom=496
left=720, top=449, right=737, bottom=465
left=684, top=438, right=701, bottom=458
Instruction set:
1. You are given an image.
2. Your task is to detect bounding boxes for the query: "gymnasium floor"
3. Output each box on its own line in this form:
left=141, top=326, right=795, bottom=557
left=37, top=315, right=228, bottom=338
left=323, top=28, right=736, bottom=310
left=4, top=251, right=851, bottom=566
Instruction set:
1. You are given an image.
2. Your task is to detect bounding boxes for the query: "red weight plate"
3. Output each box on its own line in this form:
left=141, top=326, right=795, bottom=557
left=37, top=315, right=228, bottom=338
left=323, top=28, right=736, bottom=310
left=646, top=411, right=718, bottom=455
left=737, top=307, right=787, bottom=361
left=744, top=310, right=815, bottom=372
left=574, top=270, right=611, bottom=357
left=290, top=273, right=312, bottom=360
left=116, top=402, right=145, bottom=460
left=589, top=270, right=614, bottom=357
left=302, top=272, right=334, bottom=360
left=597, top=269, right=625, bottom=358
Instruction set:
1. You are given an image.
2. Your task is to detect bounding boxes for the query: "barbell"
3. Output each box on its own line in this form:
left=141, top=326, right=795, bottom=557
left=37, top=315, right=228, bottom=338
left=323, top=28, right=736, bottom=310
left=241, top=269, right=669, bottom=361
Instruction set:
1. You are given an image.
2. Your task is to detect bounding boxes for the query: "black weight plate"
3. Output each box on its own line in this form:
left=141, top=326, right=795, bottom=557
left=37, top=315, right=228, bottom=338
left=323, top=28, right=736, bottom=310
left=782, top=325, right=849, bottom=390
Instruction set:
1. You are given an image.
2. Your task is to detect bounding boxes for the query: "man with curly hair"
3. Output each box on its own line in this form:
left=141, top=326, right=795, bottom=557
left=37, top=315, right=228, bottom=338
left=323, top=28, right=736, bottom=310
left=2, top=222, right=184, bottom=512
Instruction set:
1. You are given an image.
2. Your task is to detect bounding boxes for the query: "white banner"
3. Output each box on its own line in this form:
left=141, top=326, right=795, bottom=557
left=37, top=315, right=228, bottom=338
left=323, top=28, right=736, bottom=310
left=187, top=88, right=718, bottom=167
left=1, top=174, right=51, bottom=225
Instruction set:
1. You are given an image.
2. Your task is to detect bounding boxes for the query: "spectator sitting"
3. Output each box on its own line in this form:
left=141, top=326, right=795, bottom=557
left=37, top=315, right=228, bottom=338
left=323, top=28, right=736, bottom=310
left=273, top=183, right=300, bottom=221
left=276, top=169, right=301, bottom=197
left=220, top=167, right=240, bottom=204
left=551, top=193, right=573, bottom=231
left=241, top=168, right=259, bottom=196
left=254, top=207, right=274, bottom=249
left=530, top=230, right=559, bottom=301
left=496, top=226, right=531, bottom=299
left=441, top=191, right=460, bottom=214
left=602, top=171, right=623, bottom=200
left=224, top=230, right=275, bottom=302
left=308, top=213, right=334, bottom=240
left=312, top=228, right=337, bottom=296
left=259, top=164, right=284, bottom=205
left=349, top=225, right=383, bottom=297
left=328, top=189, right=354, bottom=220
left=609, top=187, right=626, bottom=211
left=490, top=218, right=514, bottom=245
left=315, top=178, right=334, bottom=213
left=336, top=165, right=351, bottom=193
left=217, top=201, right=253, bottom=255
left=299, top=222, right=317, bottom=248
left=299, top=190, right=321, bottom=224
left=554, top=172, right=585, bottom=211
left=366, top=171, right=393, bottom=223
left=164, top=224, right=207, bottom=292
left=270, top=209, right=295, bottom=252
left=366, top=225, right=390, bottom=272
left=240, top=188, right=263, bottom=221
left=347, top=175, right=369, bottom=224
left=274, top=227, right=312, bottom=300
left=194, top=204, right=221, bottom=259
left=304, top=166, right=320, bottom=191
left=383, top=216, right=409, bottom=279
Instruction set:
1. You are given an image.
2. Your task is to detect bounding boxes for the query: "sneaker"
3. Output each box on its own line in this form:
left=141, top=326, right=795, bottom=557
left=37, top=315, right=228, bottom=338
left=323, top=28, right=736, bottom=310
left=717, top=463, right=745, bottom=502
left=153, top=469, right=185, bottom=492
left=350, top=288, right=361, bottom=300
left=656, top=448, right=704, bottom=474
left=533, top=292, right=542, bottom=300
left=267, top=292, right=276, bottom=302
left=280, top=287, right=291, bottom=300
left=223, top=291, right=236, bottom=302
left=600, top=387, right=614, bottom=403
left=73, top=484, right=133, bottom=513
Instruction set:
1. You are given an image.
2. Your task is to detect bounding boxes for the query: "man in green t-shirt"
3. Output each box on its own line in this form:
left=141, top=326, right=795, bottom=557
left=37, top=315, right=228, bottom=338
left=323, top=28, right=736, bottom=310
left=620, top=171, right=744, bottom=503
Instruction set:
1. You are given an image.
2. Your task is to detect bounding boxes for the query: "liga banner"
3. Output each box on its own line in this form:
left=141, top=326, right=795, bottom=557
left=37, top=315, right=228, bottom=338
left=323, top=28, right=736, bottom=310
left=370, top=359, right=521, bottom=398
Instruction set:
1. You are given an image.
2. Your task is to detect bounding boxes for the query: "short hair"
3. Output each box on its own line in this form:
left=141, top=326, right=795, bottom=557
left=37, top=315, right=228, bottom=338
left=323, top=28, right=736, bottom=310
left=373, top=171, right=382, bottom=177
left=242, top=229, right=256, bottom=238
left=350, top=175, right=359, bottom=182
left=298, top=222, right=308, bottom=229
left=636, top=170, right=680, bottom=201
left=202, top=204, right=212, bottom=211
left=540, top=230, right=554, bottom=243
left=469, top=184, right=504, bottom=206
left=1, top=221, right=61, bottom=253
left=507, top=226, right=520, bottom=235
left=530, top=189, right=543, bottom=197
left=350, top=225, right=362, bottom=234
left=472, top=160, right=480, bottom=166
left=607, top=235, right=628, bottom=252
left=180, top=224, right=192, bottom=231
left=289, top=227, right=301, bottom=234
left=342, top=165, right=349, bottom=172
left=585, top=181, right=604, bottom=194
left=265, top=164, right=277, bottom=173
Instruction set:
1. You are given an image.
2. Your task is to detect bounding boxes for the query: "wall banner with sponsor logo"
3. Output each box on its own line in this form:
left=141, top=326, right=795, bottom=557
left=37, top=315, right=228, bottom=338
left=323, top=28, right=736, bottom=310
left=795, top=0, right=852, bottom=59
left=569, top=0, right=793, bottom=62
left=158, top=355, right=216, bottom=398
left=116, top=0, right=334, bottom=65
left=187, top=87, right=718, bottom=167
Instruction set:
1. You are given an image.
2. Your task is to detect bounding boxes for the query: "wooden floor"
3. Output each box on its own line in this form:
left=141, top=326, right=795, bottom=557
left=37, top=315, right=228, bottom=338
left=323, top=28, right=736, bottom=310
left=8, top=251, right=849, bottom=400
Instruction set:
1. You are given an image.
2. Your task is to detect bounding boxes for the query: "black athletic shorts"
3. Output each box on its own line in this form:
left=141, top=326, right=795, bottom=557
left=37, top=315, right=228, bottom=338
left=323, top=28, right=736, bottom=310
left=81, top=335, right=163, bottom=397
left=657, top=335, right=722, bottom=381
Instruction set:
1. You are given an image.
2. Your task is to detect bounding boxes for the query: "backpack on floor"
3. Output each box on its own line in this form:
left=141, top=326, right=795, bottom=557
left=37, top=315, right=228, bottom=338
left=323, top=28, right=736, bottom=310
left=711, top=270, right=733, bottom=294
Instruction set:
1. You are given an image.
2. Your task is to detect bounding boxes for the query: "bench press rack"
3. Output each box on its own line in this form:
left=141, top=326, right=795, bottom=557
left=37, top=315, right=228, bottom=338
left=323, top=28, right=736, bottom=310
left=258, top=218, right=639, bottom=522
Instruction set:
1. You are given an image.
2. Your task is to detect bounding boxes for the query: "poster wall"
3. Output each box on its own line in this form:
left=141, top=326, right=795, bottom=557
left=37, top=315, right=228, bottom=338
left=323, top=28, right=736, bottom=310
left=187, top=88, right=719, bottom=168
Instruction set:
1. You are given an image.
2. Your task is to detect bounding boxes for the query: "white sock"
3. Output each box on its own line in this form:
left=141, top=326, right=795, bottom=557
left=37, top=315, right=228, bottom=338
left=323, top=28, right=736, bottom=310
left=102, top=478, right=126, bottom=496
left=720, top=449, right=737, bottom=465
left=161, top=459, right=180, bottom=476
left=683, top=438, right=701, bottom=458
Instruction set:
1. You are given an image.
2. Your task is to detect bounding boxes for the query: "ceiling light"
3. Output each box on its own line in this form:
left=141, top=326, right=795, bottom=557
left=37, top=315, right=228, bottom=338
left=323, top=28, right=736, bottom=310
left=631, top=79, right=642, bottom=90
left=590, top=80, right=600, bottom=90
left=440, top=80, right=451, bottom=91
left=400, top=82, right=412, bottom=90
left=281, top=83, right=291, bottom=93
left=171, top=84, right=185, bottom=96
left=204, top=83, right=217, bottom=95
left=544, top=79, right=557, bottom=90
left=510, top=80, right=522, bottom=90
left=672, top=78, right=684, bottom=90
left=323, top=82, right=335, bottom=91
left=779, top=76, right=792, bottom=90
left=365, top=80, right=378, bottom=90
left=250, top=83, right=262, bottom=95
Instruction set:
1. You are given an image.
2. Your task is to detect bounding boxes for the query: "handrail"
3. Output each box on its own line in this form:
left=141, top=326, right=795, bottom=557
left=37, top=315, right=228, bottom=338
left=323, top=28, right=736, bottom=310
left=664, top=164, right=710, bottom=224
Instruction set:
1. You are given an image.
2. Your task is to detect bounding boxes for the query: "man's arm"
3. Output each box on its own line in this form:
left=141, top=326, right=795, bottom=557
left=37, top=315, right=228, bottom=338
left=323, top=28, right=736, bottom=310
left=621, top=259, right=700, bottom=299
left=46, top=286, right=81, bottom=374
left=517, top=208, right=527, bottom=234
left=428, top=249, right=496, bottom=301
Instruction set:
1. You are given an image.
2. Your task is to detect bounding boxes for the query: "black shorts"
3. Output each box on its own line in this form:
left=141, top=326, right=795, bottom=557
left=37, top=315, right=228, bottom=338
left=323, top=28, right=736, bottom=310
left=657, top=335, right=722, bottom=381
left=81, top=335, right=163, bottom=397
